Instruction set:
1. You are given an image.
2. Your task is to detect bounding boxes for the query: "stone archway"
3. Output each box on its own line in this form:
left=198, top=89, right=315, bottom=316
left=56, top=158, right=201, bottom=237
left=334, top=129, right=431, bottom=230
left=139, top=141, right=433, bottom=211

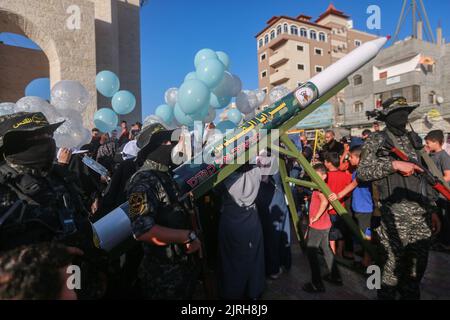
left=0, top=0, right=97, bottom=127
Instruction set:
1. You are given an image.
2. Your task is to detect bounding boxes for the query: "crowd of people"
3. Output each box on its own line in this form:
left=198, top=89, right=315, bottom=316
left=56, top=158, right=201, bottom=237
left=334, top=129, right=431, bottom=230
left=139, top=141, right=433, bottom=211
left=0, top=96, right=449, bottom=300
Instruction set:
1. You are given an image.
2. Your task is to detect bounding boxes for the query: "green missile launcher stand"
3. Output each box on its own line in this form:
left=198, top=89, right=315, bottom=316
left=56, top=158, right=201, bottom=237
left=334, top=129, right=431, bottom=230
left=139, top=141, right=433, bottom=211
left=191, top=79, right=379, bottom=265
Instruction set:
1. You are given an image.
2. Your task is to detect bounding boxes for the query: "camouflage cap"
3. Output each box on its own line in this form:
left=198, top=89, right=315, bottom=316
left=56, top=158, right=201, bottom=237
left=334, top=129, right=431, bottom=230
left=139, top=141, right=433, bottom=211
left=136, top=122, right=175, bottom=149
left=0, top=112, right=64, bottom=152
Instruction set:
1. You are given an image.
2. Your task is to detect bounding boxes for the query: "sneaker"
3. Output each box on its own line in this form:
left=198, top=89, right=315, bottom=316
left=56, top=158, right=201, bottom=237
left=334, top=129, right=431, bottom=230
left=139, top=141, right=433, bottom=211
left=323, top=274, right=343, bottom=286
left=302, top=282, right=325, bottom=293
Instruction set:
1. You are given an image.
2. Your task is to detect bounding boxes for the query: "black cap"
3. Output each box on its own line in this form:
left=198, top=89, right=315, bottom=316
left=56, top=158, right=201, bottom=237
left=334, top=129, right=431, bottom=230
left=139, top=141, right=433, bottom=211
left=136, top=122, right=175, bottom=150
left=0, top=112, right=64, bottom=153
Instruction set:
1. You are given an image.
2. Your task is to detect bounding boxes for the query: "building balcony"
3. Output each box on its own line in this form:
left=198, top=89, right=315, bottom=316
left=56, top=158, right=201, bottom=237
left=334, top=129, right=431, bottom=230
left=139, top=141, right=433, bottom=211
left=269, top=50, right=289, bottom=68
left=270, top=68, right=290, bottom=86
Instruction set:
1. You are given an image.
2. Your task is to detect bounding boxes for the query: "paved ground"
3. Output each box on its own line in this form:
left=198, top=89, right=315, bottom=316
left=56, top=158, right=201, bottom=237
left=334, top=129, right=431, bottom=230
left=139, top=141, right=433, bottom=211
left=262, top=243, right=450, bottom=300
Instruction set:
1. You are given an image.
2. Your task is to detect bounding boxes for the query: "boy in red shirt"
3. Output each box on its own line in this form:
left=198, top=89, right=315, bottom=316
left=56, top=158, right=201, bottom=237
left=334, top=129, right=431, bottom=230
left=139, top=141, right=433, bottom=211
left=303, top=163, right=342, bottom=293
left=324, top=152, right=352, bottom=257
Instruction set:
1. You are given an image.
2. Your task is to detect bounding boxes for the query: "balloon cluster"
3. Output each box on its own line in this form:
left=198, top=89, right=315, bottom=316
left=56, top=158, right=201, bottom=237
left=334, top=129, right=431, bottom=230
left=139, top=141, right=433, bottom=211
left=0, top=80, right=92, bottom=148
left=148, top=48, right=245, bottom=131
left=94, top=70, right=136, bottom=132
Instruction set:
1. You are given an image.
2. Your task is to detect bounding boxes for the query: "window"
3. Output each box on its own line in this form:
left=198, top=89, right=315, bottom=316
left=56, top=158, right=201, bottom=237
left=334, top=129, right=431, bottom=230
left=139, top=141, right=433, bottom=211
left=297, top=81, right=304, bottom=87
left=264, top=34, right=269, bottom=45
left=297, top=64, right=305, bottom=70
left=260, top=53, right=266, bottom=61
left=290, top=25, right=298, bottom=35
left=258, top=39, right=263, bottom=48
left=277, top=25, right=282, bottom=36
left=297, top=45, right=304, bottom=51
left=353, top=74, right=362, bottom=86
left=338, top=99, right=345, bottom=115
left=354, top=101, right=364, bottom=113
left=412, top=85, right=420, bottom=102
left=270, top=30, right=275, bottom=40
left=355, top=40, right=362, bottom=47
left=262, top=88, right=268, bottom=94
left=315, top=48, right=323, bottom=55
left=283, top=23, right=288, bottom=33
left=319, top=32, right=326, bottom=42
left=315, top=65, right=323, bottom=73
left=392, top=88, right=402, bottom=98
left=300, top=28, right=308, bottom=37
left=310, top=30, right=317, bottom=40
left=429, top=91, right=436, bottom=104
left=261, top=70, right=267, bottom=78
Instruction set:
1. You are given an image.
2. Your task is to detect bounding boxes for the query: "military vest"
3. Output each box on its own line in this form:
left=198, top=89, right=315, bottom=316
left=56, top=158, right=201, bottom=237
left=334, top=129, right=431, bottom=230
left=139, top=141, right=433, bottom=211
left=0, top=162, right=93, bottom=252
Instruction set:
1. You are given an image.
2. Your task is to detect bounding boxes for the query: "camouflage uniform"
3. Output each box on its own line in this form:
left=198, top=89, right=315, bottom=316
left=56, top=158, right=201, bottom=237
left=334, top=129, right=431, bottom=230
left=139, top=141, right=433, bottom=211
left=358, top=98, right=436, bottom=300
left=126, top=159, right=200, bottom=299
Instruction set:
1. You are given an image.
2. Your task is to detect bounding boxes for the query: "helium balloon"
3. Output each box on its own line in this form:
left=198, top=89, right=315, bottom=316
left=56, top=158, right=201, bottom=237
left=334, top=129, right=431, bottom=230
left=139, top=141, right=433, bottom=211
left=0, top=102, right=15, bottom=116
left=155, top=104, right=174, bottom=124
left=227, top=108, right=242, bottom=125
left=95, top=70, right=120, bottom=98
left=210, top=93, right=231, bottom=110
left=269, top=85, right=290, bottom=104
left=178, top=79, right=210, bottom=115
left=174, top=103, right=195, bottom=127
left=213, top=71, right=234, bottom=97
left=230, top=74, right=242, bottom=97
left=51, top=80, right=90, bottom=113
left=216, top=120, right=236, bottom=134
left=94, top=108, right=118, bottom=133
left=184, top=72, right=197, bottom=81
left=164, top=88, right=178, bottom=107
left=204, top=107, right=216, bottom=123
left=216, top=51, right=230, bottom=70
left=194, top=48, right=218, bottom=68
left=191, top=104, right=209, bottom=122
left=16, top=96, right=62, bottom=123
left=195, top=59, right=225, bottom=88
left=235, top=91, right=252, bottom=114
left=112, top=90, right=136, bottom=115
left=255, top=89, right=266, bottom=105
left=246, top=90, right=259, bottom=110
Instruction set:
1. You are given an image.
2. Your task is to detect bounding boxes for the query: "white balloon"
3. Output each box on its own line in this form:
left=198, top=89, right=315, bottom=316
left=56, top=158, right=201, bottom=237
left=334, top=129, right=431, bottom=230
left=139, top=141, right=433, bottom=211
left=255, top=89, right=266, bottom=105
left=269, top=85, right=290, bottom=104
left=51, top=80, right=90, bottom=113
left=235, top=91, right=252, bottom=114
left=246, top=90, right=259, bottom=110
left=164, top=88, right=178, bottom=107
left=16, top=96, right=62, bottom=123
left=0, top=102, right=16, bottom=116
left=230, top=75, right=242, bottom=97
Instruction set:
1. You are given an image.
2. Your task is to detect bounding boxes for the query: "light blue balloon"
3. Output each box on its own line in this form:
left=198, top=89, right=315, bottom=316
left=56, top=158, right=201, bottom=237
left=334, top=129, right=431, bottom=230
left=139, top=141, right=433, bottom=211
left=216, top=51, right=230, bottom=70
left=155, top=104, right=174, bottom=124
left=191, top=104, right=209, bottom=121
left=216, top=120, right=236, bottom=134
left=196, top=59, right=225, bottom=89
left=112, top=90, right=136, bottom=115
left=178, top=79, right=210, bottom=115
left=174, top=103, right=194, bottom=127
left=227, top=109, right=242, bottom=125
left=194, top=48, right=218, bottom=68
left=93, top=108, right=118, bottom=133
left=210, top=93, right=231, bottom=109
left=184, top=72, right=197, bottom=82
left=96, top=70, right=120, bottom=98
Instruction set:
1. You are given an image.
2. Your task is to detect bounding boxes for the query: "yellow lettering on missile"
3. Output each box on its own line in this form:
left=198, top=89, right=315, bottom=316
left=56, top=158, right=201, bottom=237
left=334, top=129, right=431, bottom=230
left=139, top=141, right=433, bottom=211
left=269, top=102, right=287, bottom=116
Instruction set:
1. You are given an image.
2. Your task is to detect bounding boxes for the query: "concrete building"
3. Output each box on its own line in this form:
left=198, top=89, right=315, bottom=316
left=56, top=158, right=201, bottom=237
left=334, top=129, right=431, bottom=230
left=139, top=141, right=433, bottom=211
left=255, top=4, right=377, bottom=118
left=0, top=0, right=142, bottom=127
left=342, top=31, right=450, bottom=135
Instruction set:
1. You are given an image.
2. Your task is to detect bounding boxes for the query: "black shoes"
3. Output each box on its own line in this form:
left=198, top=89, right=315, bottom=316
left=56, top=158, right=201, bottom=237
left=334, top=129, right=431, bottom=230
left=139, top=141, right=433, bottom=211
left=302, top=282, right=325, bottom=293
left=323, top=274, right=343, bottom=286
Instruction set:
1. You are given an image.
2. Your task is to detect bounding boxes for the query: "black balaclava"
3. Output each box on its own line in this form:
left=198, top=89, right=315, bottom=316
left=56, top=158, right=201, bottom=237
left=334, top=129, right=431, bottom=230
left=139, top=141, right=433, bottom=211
left=146, top=144, right=175, bottom=167
left=4, top=136, right=56, bottom=172
left=385, top=109, right=410, bottom=136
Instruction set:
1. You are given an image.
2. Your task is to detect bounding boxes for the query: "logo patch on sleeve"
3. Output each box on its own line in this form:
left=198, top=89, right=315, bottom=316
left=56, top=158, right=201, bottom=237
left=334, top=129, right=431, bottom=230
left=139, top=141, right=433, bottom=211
left=129, top=192, right=148, bottom=217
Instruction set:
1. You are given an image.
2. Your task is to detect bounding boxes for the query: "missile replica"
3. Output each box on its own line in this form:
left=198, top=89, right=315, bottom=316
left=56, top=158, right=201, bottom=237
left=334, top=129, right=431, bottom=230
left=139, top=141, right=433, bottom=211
left=93, top=36, right=390, bottom=252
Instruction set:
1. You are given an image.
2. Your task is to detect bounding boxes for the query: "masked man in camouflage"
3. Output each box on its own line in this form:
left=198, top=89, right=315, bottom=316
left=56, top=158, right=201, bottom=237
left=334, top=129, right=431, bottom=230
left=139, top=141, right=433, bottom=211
left=126, top=123, right=201, bottom=299
left=357, top=97, right=441, bottom=300
left=0, top=112, right=105, bottom=299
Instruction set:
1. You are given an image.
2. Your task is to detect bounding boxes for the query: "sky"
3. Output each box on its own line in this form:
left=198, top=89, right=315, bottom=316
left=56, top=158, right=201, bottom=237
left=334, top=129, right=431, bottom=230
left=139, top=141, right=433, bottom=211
left=1, top=0, right=450, bottom=118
